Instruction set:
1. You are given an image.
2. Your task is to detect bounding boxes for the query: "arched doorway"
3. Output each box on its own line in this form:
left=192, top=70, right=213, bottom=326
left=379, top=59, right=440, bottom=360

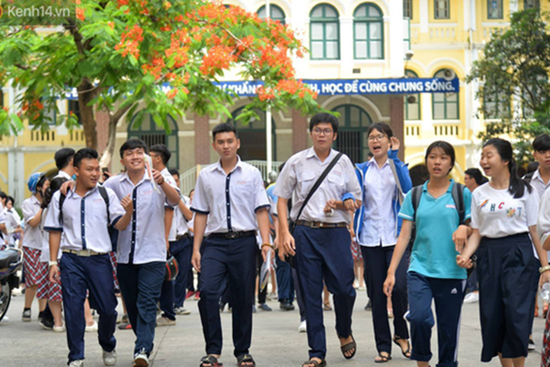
left=332, top=104, right=372, bottom=163
left=128, top=112, right=179, bottom=169
left=226, top=107, right=276, bottom=161
left=409, top=164, right=429, bottom=186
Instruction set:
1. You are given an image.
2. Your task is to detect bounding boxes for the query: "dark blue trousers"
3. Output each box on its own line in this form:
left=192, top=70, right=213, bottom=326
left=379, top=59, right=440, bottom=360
left=476, top=234, right=538, bottom=362
left=198, top=236, right=257, bottom=357
left=292, top=267, right=306, bottom=322
left=60, top=253, right=117, bottom=363
left=159, top=279, right=176, bottom=320
left=276, top=253, right=294, bottom=302
left=294, top=226, right=356, bottom=360
left=172, top=236, right=193, bottom=308
left=407, top=271, right=465, bottom=367
left=117, top=262, right=165, bottom=356
left=361, top=245, right=409, bottom=354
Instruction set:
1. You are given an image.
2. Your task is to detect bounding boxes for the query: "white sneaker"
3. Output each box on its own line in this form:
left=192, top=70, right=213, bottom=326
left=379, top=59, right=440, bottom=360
left=69, top=360, right=84, bottom=367
left=86, top=320, right=98, bottom=332
left=103, top=349, right=117, bottom=366
left=2, top=316, right=9, bottom=322
left=133, top=352, right=149, bottom=367
left=298, top=320, right=307, bottom=333
left=464, top=292, right=479, bottom=304
left=174, top=307, right=191, bottom=315
left=53, top=325, right=66, bottom=332
left=156, top=316, right=176, bottom=327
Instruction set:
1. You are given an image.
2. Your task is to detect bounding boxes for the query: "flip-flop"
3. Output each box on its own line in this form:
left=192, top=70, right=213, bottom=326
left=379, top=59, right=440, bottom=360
left=236, top=354, right=255, bottom=367
left=302, top=358, right=326, bottom=367
left=340, top=334, right=356, bottom=360
left=393, top=335, right=411, bottom=358
left=374, top=352, right=391, bottom=363
left=199, top=355, right=223, bottom=367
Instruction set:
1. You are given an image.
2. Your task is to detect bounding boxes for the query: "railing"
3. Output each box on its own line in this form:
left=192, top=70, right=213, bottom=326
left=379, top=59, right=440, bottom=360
left=180, top=160, right=284, bottom=195
left=433, top=122, right=460, bottom=137
left=429, top=27, right=457, bottom=42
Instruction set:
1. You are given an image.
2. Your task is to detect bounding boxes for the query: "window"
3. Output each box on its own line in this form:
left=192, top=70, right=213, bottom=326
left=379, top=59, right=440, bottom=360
left=404, top=70, right=421, bottom=120
left=483, top=89, right=510, bottom=119
left=128, top=112, right=179, bottom=169
left=432, top=69, right=459, bottom=119
left=525, top=0, right=540, bottom=9
left=310, top=4, right=340, bottom=60
left=434, top=0, right=449, bottom=19
left=487, top=0, right=503, bottom=19
left=332, top=104, right=372, bottom=163
left=257, top=5, right=285, bottom=24
left=354, top=3, right=384, bottom=60
left=227, top=107, right=276, bottom=161
left=522, top=74, right=548, bottom=118
left=404, top=0, right=412, bottom=19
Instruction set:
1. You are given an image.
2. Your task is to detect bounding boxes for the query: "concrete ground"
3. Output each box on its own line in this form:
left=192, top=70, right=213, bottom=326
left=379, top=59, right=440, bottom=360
left=0, top=287, right=545, bottom=367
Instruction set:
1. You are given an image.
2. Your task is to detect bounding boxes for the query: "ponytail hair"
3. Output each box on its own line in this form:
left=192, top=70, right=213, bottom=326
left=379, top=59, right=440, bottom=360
left=41, top=177, right=68, bottom=209
left=483, top=138, right=532, bottom=198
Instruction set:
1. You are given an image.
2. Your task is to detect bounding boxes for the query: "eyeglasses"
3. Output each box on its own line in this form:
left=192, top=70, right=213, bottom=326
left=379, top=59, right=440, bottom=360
left=312, top=128, right=333, bottom=135
left=368, top=134, right=386, bottom=142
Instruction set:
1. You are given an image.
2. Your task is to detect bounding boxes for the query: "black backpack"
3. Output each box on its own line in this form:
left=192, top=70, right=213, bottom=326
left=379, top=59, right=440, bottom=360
left=59, top=186, right=118, bottom=251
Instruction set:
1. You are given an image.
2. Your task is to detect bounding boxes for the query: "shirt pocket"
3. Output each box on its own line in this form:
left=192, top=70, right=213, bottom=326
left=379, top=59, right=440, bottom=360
left=299, top=171, right=317, bottom=197
left=327, top=173, right=345, bottom=190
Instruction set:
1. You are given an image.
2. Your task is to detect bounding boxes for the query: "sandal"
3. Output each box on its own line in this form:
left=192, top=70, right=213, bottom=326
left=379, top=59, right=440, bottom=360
left=323, top=302, right=332, bottom=311
left=236, top=354, right=255, bottom=367
left=302, top=358, right=326, bottom=367
left=199, top=355, right=223, bottom=367
left=340, top=334, right=357, bottom=360
left=374, top=352, right=391, bottom=363
left=393, top=335, right=411, bottom=359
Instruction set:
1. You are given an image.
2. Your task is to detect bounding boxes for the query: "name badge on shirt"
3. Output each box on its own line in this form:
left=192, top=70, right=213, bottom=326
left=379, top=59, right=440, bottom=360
left=446, top=204, right=456, bottom=209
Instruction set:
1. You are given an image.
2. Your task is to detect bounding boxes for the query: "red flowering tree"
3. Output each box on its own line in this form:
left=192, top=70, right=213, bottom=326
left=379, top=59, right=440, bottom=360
left=0, top=0, right=319, bottom=165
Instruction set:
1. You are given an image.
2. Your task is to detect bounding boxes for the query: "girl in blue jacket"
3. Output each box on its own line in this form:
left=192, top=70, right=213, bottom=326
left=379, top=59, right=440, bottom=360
left=353, top=122, right=412, bottom=363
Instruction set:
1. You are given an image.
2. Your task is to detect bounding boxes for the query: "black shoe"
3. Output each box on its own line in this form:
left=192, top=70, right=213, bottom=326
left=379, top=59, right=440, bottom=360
left=280, top=301, right=295, bottom=311
left=528, top=337, right=536, bottom=350
left=365, top=300, right=372, bottom=311
left=39, top=317, right=54, bottom=330
left=219, top=301, right=226, bottom=312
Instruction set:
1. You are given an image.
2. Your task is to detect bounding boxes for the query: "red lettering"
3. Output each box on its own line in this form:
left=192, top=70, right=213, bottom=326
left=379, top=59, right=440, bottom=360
left=498, top=202, right=505, bottom=209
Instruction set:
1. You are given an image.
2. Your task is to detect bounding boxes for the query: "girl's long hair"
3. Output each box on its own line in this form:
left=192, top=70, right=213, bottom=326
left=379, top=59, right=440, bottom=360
left=41, top=177, right=68, bottom=209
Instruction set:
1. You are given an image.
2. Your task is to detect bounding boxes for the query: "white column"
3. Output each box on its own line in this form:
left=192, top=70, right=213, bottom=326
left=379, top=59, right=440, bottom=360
left=340, top=16, right=354, bottom=72
left=389, top=3, right=405, bottom=76
left=420, top=0, right=429, bottom=33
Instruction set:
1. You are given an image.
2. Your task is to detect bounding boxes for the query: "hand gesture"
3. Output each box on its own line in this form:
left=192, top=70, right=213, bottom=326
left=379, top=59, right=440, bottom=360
left=60, top=180, right=75, bottom=196
left=540, top=271, right=550, bottom=288
left=383, top=274, right=395, bottom=297
left=390, top=136, right=400, bottom=151
left=278, top=230, right=296, bottom=261
left=120, top=194, right=133, bottom=213
left=343, top=199, right=356, bottom=212
left=152, top=169, right=165, bottom=185
left=191, top=250, right=201, bottom=273
left=49, top=265, right=60, bottom=284
left=456, top=255, right=473, bottom=269
left=324, top=199, right=337, bottom=214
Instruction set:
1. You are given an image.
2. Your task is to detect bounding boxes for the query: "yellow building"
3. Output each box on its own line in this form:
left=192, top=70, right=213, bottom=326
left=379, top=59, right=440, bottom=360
left=0, top=0, right=544, bottom=202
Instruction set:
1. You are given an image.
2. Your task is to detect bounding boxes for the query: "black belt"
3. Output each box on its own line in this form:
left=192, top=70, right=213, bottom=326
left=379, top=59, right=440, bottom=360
left=62, top=249, right=108, bottom=257
left=176, top=233, right=191, bottom=241
left=207, top=231, right=256, bottom=240
left=295, top=220, right=348, bottom=229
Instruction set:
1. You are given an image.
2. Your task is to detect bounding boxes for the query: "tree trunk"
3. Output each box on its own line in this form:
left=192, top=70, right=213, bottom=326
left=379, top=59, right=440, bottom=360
left=78, top=79, right=98, bottom=149
left=99, top=103, right=135, bottom=168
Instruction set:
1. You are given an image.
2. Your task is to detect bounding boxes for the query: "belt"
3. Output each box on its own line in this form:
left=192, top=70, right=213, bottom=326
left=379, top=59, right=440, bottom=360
left=295, top=220, right=348, bottom=229
left=62, top=249, right=107, bottom=257
left=207, top=230, right=256, bottom=240
left=176, top=233, right=191, bottom=241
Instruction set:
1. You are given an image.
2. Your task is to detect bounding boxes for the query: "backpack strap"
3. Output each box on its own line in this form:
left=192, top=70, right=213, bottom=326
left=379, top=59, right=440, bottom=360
left=59, top=193, right=66, bottom=225
left=522, top=171, right=535, bottom=184
left=411, top=185, right=422, bottom=222
left=98, top=185, right=110, bottom=225
left=451, top=182, right=466, bottom=225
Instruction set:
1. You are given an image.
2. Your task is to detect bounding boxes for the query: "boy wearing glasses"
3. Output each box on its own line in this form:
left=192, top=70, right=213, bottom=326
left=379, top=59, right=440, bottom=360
left=275, top=113, right=362, bottom=367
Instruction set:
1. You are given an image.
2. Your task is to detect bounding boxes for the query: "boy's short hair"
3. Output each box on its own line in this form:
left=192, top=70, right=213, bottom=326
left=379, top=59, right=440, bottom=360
left=150, top=144, right=172, bottom=166
left=54, top=148, right=75, bottom=170
left=309, top=113, right=339, bottom=134
left=73, top=148, right=99, bottom=168
left=169, top=169, right=180, bottom=178
left=120, top=139, right=148, bottom=158
left=212, top=123, right=238, bottom=141
left=533, top=134, right=550, bottom=152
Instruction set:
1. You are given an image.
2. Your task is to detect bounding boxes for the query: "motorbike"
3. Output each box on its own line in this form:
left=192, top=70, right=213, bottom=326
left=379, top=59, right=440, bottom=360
left=0, top=247, right=22, bottom=322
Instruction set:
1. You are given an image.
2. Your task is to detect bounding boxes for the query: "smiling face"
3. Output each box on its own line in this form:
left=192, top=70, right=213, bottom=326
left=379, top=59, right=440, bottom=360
left=75, top=158, right=100, bottom=191
left=367, top=128, right=390, bottom=160
left=120, top=147, right=146, bottom=173
left=426, top=147, right=453, bottom=179
left=212, top=131, right=240, bottom=161
left=480, top=144, right=508, bottom=178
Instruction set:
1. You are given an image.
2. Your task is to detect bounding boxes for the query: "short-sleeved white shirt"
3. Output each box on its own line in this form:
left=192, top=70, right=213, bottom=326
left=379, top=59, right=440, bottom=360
left=273, top=148, right=361, bottom=223
left=471, top=183, right=539, bottom=238
left=191, top=158, right=270, bottom=237
left=5, top=208, right=21, bottom=246
left=103, top=170, right=178, bottom=264
left=44, top=185, right=125, bottom=253
left=169, top=195, right=190, bottom=241
left=22, top=196, right=43, bottom=249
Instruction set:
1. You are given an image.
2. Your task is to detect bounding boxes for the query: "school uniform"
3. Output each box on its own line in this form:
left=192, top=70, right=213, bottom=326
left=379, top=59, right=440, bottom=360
left=398, top=180, right=470, bottom=367
left=169, top=195, right=193, bottom=310
left=44, top=185, right=125, bottom=364
left=37, top=212, right=62, bottom=302
left=21, top=196, right=48, bottom=287
left=471, top=183, right=539, bottom=362
left=191, top=157, right=269, bottom=357
left=103, top=170, right=178, bottom=357
left=5, top=208, right=22, bottom=247
left=354, top=150, right=412, bottom=355
left=0, top=202, right=7, bottom=251
left=274, top=148, right=362, bottom=360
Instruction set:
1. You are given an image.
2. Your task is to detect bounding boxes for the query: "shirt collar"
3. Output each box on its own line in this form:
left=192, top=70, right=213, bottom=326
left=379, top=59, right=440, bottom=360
left=532, top=169, right=543, bottom=182
left=120, top=169, right=150, bottom=186
left=422, top=179, right=454, bottom=192
left=367, top=156, right=390, bottom=169
left=67, top=184, right=100, bottom=199
left=306, top=147, right=336, bottom=163
left=212, top=155, right=243, bottom=175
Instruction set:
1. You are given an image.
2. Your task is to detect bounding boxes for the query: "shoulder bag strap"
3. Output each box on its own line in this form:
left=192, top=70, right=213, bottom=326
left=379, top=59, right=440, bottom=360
left=388, top=159, right=404, bottom=206
left=293, top=152, right=344, bottom=222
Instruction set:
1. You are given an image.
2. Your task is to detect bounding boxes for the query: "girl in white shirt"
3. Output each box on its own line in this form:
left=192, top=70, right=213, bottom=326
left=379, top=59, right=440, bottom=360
left=457, top=138, right=549, bottom=366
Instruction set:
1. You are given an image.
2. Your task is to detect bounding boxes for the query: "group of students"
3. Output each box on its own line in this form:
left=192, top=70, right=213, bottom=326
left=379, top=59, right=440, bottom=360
left=7, top=112, right=550, bottom=367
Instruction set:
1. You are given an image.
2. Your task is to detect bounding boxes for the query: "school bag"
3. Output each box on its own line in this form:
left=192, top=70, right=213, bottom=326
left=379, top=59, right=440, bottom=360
left=59, top=185, right=119, bottom=251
